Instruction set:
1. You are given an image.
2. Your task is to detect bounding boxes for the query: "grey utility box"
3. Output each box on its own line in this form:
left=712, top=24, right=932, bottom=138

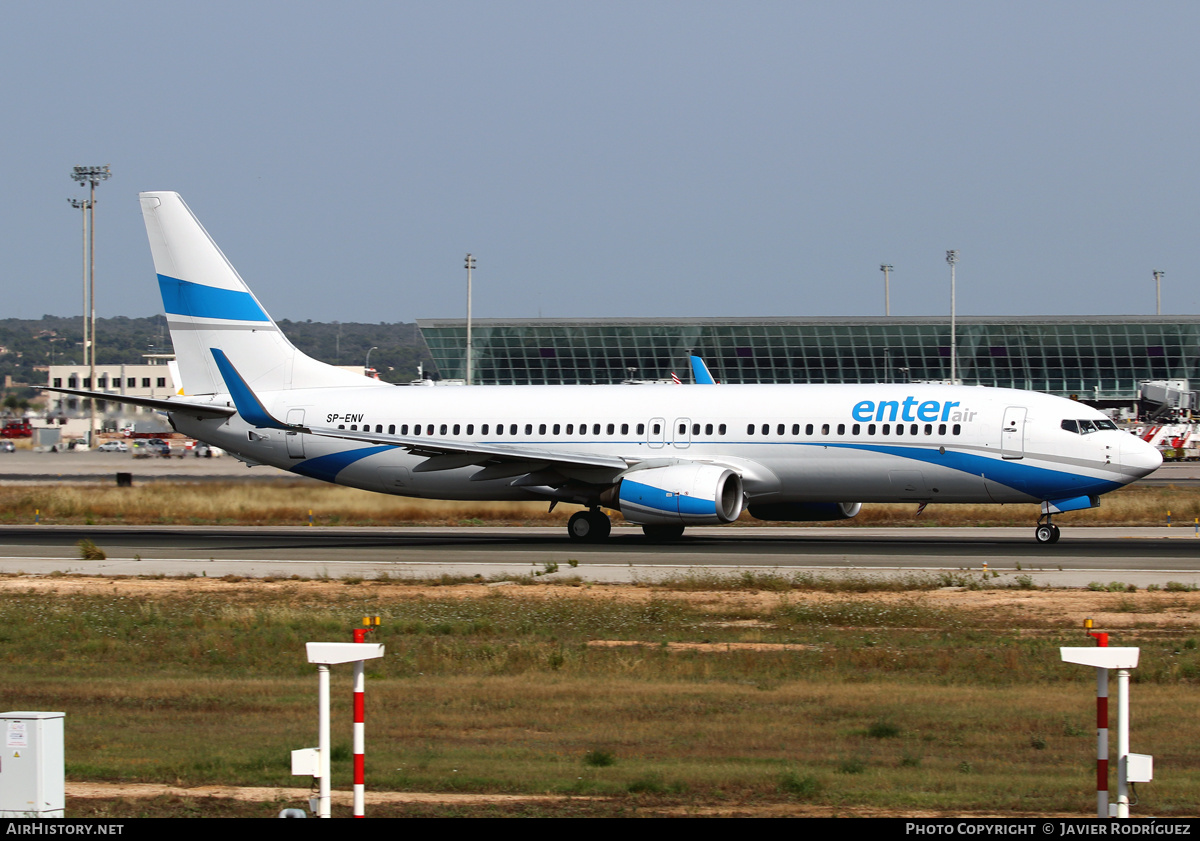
left=0, top=712, right=65, bottom=817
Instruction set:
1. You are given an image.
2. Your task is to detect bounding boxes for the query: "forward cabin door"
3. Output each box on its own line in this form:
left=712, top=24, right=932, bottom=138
left=1001, top=406, right=1026, bottom=460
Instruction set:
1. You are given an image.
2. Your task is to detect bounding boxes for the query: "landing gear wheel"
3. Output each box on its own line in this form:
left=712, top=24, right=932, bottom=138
left=590, top=510, right=612, bottom=540
left=642, top=524, right=685, bottom=541
left=1048, top=524, right=1061, bottom=544
left=568, top=510, right=611, bottom=542
left=1035, top=524, right=1057, bottom=544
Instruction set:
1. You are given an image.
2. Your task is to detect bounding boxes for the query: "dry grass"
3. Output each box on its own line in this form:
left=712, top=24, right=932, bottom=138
left=0, top=480, right=1194, bottom=527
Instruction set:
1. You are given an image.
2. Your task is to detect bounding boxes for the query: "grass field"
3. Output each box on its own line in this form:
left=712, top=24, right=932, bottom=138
left=0, top=479, right=1197, bottom=528
left=1, top=574, right=1197, bottom=817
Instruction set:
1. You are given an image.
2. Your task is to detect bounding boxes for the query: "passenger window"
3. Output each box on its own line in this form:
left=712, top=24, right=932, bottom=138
left=566, top=424, right=574, bottom=434
left=388, top=425, right=395, bottom=434
left=400, top=424, right=408, bottom=435
left=694, top=424, right=701, bottom=435
left=777, top=424, right=784, bottom=435
left=882, top=424, right=891, bottom=435
left=539, top=424, right=547, bottom=435
left=924, top=424, right=932, bottom=435
left=837, top=423, right=845, bottom=435
left=938, top=423, right=946, bottom=435
left=910, top=424, right=918, bottom=435
left=467, top=424, right=474, bottom=435
left=338, top=424, right=345, bottom=429
left=705, top=423, right=713, bottom=435
left=453, top=424, right=460, bottom=435
left=653, top=423, right=661, bottom=435
left=747, top=424, right=754, bottom=435
left=868, top=424, right=876, bottom=435
left=593, top=424, right=601, bottom=435
left=821, top=424, right=830, bottom=435
left=852, top=423, right=860, bottom=435
left=622, top=423, right=629, bottom=435
left=440, top=424, right=448, bottom=435
left=525, top=424, right=533, bottom=435
left=761, top=424, right=769, bottom=435
left=952, top=424, right=961, bottom=435
left=510, top=424, right=517, bottom=435
left=481, top=424, right=488, bottom=435
left=895, top=424, right=903, bottom=436
left=718, top=424, right=726, bottom=435
left=553, top=424, right=561, bottom=435
left=637, top=423, right=645, bottom=435
left=609, top=424, right=616, bottom=435
left=806, top=424, right=814, bottom=435
left=350, top=424, right=358, bottom=431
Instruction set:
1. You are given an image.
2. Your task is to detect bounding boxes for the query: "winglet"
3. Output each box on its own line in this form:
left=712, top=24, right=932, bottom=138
left=690, top=356, right=716, bottom=385
left=210, top=348, right=289, bottom=429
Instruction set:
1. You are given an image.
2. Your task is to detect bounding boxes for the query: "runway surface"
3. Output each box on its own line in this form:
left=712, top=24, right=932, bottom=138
left=1, top=524, right=1196, bottom=588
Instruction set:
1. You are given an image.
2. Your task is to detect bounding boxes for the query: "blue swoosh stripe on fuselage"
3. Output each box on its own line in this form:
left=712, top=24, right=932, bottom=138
left=818, top=442, right=1123, bottom=499
left=158, top=274, right=270, bottom=322
left=291, top=446, right=395, bottom=484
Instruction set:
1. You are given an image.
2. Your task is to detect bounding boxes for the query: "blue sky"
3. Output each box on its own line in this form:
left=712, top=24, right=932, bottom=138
left=3, top=2, right=1197, bottom=323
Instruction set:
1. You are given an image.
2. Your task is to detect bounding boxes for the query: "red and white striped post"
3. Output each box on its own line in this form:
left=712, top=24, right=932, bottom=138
left=352, top=625, right=369, bottom=818
left=303, top=625, right=384, bottom=819
left=1061, top=621, right=1141, bottom=819
left=1088, top=624, right=1110, bottom=819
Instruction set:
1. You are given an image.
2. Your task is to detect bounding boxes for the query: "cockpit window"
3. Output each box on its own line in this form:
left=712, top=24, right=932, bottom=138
left=1062, top=418, right=1117, bottom=434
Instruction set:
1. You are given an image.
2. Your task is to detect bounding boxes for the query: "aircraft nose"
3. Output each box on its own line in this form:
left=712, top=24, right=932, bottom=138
left=1121, top=437, right=1163, bottom=476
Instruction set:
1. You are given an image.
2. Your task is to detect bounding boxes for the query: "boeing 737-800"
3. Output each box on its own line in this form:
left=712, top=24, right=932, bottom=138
left=51, top=192, right=1162, bottom=544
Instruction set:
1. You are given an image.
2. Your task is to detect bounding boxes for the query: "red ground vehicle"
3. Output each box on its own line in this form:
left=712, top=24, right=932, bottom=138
left=1, top=419, right=33, bottom=439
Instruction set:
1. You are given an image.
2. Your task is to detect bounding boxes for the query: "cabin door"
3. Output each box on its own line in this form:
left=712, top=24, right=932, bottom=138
left=285, top=409, right=306, bottom=458
left=1001, top=407, right=1026, bottom=460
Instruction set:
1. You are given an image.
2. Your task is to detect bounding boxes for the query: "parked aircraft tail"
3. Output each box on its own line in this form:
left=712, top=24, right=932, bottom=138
left=139, top=192, right=386, bottom=396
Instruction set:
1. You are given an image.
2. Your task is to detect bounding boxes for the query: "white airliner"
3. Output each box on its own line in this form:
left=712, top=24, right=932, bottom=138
left=53, top=192, right=1162, bottom=544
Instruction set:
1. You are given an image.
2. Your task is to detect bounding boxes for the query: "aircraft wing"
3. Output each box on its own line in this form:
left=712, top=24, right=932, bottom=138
left=299, top=424, right=634, bottom=474
left=44, top=386, right=237, bottom=420
left=208, top=347, right=633, bottom=478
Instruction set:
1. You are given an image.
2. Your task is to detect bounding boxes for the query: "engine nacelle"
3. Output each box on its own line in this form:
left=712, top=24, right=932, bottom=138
left=616, top=464, right=745, bottom=525
left=748, top=502, right=862, bottom=522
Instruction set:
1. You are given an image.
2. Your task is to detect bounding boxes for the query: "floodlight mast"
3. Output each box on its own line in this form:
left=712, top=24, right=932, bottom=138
left=945, top=251, right=958, bottom=384
left=880, top=264, right=893, bottom=317
left=464, top=254, right=476, bottom=385
left=69, top=166, right=111, bottom=448
left=1152, top=270, right=1164, bottom=317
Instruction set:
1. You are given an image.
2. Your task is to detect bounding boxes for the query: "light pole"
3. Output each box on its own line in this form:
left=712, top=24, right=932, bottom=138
left=1152, top=270, right=1164, bottom=316
left=880, top=264, right=893, bottom=317
left=69, top=165, right=110, bottom=447
left=946, top=250, right=958, bottom=384
left=365, top=346, right=378, bottom=375
left=67, top=197, right=92, bottom=398
left=464, top=254, right=476, bottom=385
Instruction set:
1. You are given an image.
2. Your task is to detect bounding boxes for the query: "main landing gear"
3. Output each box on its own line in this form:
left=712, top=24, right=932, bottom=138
left=1034, top=514, right=1061, bottom=545
left=567, top=508, right=612, bottom=542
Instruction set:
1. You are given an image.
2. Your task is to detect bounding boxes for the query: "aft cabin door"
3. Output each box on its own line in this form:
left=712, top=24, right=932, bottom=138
left=286, top=409, right=305, bottom=459
left=1001, top=406, right=1026, bottom=460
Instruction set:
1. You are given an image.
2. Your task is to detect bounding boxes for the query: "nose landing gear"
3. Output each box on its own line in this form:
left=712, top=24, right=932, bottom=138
left=1034, top=515, right=1061, bottom=545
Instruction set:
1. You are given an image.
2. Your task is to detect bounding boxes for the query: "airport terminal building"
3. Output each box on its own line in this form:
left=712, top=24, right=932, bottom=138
left=417, top=315, right=1200, bottom=406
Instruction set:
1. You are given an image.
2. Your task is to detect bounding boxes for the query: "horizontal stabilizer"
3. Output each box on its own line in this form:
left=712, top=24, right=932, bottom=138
left=44, top=386, right=236, bottom=419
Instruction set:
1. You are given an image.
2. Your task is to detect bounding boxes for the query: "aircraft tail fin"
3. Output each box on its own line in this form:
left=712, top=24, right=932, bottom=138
left=139, top=192, right=385, bottom=396
left=690, top=355, right=716, bottom=384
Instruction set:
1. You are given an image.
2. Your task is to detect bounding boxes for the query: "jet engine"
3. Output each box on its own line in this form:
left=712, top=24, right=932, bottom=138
left=614, top=464, right=745, bottom=525
left=748, top=502, right=862, bottom=521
